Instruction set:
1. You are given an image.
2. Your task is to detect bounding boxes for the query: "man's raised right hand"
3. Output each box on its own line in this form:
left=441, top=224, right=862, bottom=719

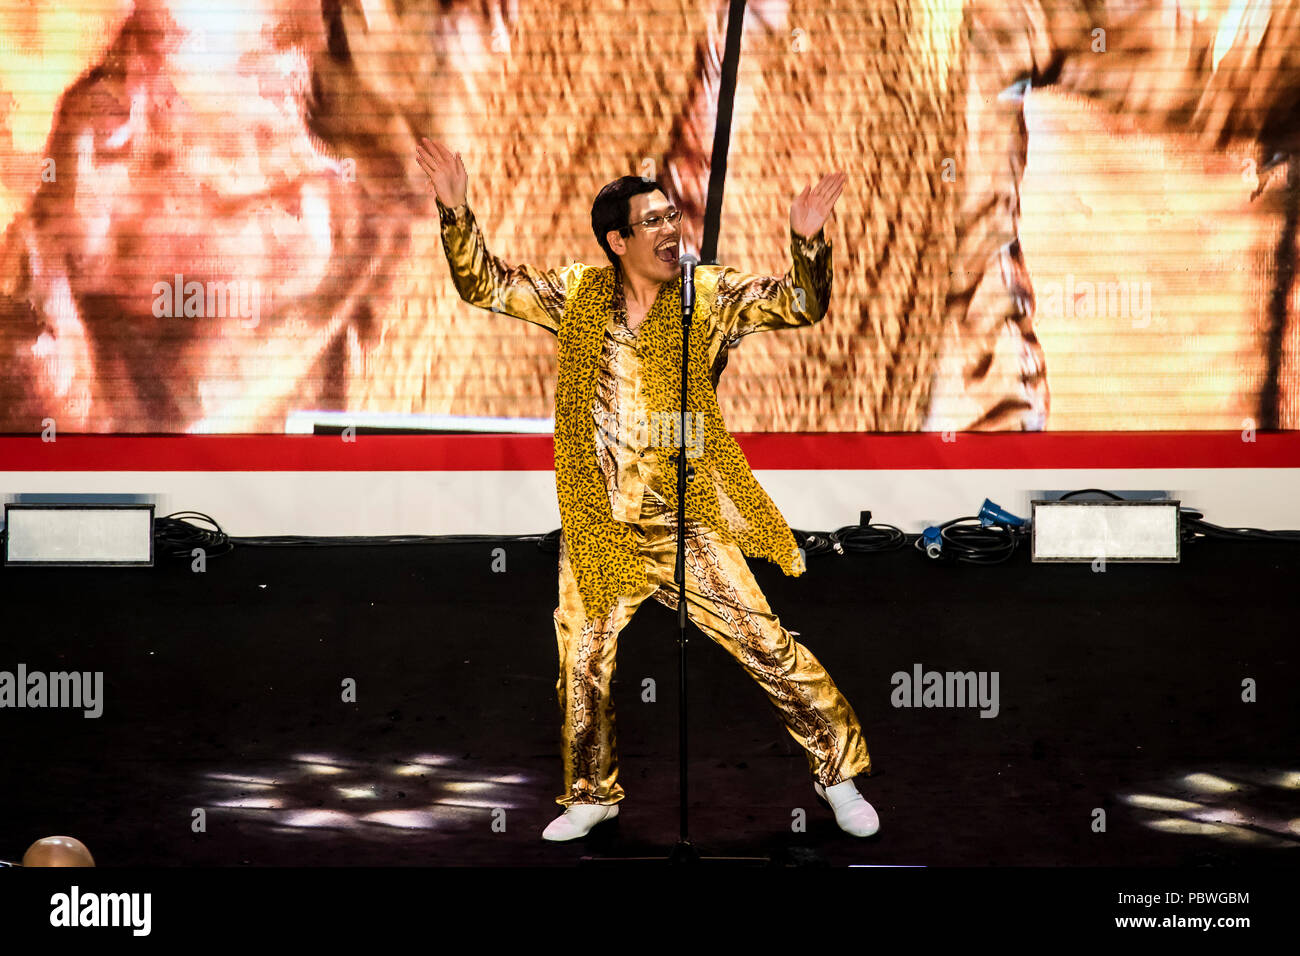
left=416, top=138, right=469, bottom=209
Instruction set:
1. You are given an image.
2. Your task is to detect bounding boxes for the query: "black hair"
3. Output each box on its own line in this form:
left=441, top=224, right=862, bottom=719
left=591, top=176, right=667, bottom=272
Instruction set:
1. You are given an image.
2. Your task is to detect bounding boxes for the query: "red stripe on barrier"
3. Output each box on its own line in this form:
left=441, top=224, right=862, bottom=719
left=1, top=431, right=1297, bottom=471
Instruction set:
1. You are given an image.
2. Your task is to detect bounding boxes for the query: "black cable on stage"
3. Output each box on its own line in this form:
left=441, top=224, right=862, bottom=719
left=912, top=516, right=1027, bottom=565
left=159, top=511, right=551, bottom=554
left=154, top=511, right=235, bottom=559
left=789, top=510, right=906, bottom=559
left=1058, top=488, right=1123, bottom=501
left=831, top=510, right=907, bottom=554
left=790, top=528, right=838, bottom=558
left=1178, top=508, right=1300, bottom=545
left=232, top=531, right=553, bottom=547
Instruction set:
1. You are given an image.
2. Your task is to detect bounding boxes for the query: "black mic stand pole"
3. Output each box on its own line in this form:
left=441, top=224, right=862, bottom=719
left=667, top=257, right=770, bottom=866
left=582, top=256, right=768, bottom=867
left=669, top=254, right=699, bottom=863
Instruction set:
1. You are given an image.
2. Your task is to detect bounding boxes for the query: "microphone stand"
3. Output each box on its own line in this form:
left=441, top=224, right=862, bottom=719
left=583, top=256, right=767, bottom=867
left=669, top=255, right=699, bottom=864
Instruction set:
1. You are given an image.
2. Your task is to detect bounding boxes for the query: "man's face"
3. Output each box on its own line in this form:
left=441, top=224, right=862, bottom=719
left=3, top=0, right=416, bottom=431
left=44, top=2, right=344, bottom=329
left=609, top=190, right=681, bottom=283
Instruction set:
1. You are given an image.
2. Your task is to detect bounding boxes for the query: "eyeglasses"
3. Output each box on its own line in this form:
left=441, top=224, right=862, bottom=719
left=628, top=207, right=683, bottom=232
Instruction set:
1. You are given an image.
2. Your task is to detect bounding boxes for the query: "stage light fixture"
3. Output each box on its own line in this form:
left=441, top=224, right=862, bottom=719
left=3, top=503, right=154, bottom=567
left=1030, top=498, right=1179, bottom=563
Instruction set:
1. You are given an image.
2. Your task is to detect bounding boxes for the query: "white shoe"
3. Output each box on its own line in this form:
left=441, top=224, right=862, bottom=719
left=815, top=779, right=880, bottom=837
left=541, top=804, right=619, bottom=842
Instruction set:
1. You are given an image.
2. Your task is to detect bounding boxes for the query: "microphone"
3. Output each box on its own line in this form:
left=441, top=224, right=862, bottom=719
left=676, top=253, right=698, bottom=479
left=679, top=253, right=698, bottom=313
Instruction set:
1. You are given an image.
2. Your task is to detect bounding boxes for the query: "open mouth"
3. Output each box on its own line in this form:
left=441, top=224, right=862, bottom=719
left=656, top=241, right=678, bottom=263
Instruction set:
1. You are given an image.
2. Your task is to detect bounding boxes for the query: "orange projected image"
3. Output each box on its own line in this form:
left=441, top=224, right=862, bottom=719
left=0, top=0, right=1297, bottom=434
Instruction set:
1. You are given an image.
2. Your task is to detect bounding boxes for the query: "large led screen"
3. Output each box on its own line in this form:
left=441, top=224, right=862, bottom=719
left=1, top=0, right=1295, bottom=433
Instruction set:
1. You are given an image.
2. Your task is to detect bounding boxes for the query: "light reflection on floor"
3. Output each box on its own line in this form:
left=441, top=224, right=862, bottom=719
left=199, top=752, right=529, bottom=841
left=1120, top=766, right=1300, bottom=848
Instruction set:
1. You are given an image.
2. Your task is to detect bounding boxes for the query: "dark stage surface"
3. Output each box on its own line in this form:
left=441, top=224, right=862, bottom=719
left=1, top=530, right=1297, bottom=867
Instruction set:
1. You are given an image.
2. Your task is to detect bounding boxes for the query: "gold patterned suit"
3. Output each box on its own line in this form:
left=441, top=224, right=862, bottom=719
left=437, top=196, right=872, bottom=807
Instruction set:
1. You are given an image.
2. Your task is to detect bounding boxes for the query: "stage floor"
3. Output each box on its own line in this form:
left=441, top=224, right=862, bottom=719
left=1, top=531, right=1297, bottom=866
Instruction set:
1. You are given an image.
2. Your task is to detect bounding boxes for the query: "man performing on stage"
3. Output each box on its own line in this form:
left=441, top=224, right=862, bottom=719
left=416, top=137, right=876, bottom=842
